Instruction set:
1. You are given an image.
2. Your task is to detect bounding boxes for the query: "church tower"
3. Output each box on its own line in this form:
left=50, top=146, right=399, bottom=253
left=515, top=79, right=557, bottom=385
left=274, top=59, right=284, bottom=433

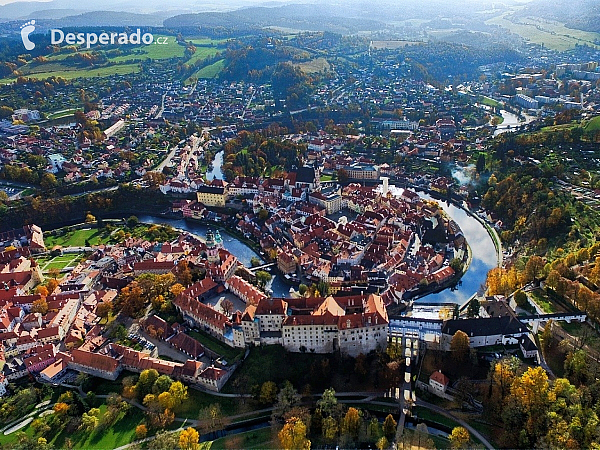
left=206, top=230, right=220, bottom=263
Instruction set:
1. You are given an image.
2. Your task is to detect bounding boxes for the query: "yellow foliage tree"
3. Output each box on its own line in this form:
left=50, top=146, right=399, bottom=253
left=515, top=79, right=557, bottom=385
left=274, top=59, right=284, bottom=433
left=278, top=416, right=311, bottom=450
left=179, top=427, right=199, bottom=450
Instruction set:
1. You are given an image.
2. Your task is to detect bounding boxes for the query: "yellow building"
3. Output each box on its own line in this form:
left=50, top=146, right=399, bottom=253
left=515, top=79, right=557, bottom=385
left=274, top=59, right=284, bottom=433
left=197, top=185, right=228, bottom=207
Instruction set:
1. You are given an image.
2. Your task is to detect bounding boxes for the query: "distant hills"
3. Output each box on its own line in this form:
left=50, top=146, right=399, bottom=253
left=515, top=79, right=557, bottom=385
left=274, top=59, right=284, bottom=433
left=522, top=0, right=600, bottom=33
left=163, top=4, right=385, bottom=34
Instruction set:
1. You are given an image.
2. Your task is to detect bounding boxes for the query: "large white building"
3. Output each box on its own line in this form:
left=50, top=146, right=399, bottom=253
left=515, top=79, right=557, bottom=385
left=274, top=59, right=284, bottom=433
left=239, top=294, right=388, bottom=357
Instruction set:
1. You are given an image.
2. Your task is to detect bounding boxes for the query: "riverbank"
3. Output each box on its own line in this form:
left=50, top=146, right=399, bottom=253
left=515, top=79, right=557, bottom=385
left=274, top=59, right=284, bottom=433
left=411, top=185, right=503, bottom=268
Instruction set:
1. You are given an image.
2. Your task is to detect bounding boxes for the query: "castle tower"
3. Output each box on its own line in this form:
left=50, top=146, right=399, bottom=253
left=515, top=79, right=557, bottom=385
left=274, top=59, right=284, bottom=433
left=381, top=176, right=389, bottom=197
left=206, top=230, right=220, bottom=263
left=214, top=230, right=224, bottom=249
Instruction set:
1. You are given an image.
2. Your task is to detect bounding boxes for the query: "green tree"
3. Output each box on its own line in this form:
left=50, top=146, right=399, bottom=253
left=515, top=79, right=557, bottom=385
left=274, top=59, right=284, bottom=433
left=317, top=388, right=339, bottom=418
left=136, top=369, right=159, bottom=400
left=449, top=257, right=464, bottom=273
left=259, top=381, right=278, bottom=404
left=466, top=298, right=480, bottom=318
left=273, top=381, right=301, bottom=423
left=514, top=290, right=528, bottom=308
left=256, top=270, right=271, bottom=288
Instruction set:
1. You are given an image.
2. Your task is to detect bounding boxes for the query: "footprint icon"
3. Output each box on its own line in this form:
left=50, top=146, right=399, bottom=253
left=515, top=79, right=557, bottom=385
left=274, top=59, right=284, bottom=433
left=20, top=20, right=36, bottom=51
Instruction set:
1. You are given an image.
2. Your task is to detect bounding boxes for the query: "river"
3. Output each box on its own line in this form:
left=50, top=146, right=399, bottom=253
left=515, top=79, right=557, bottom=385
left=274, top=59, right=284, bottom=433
left=138, top=185, right=498, bottom=305
left=136, top=215, right=292, bottom=297
left=206, top=150, right=224, bottom=181
left=494, top=109, right=536, bottom=136
left=404, top=188, right=498, bottom=305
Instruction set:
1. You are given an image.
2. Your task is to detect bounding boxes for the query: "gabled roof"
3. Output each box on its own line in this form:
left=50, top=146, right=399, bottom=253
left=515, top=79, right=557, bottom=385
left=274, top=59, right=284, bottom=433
left=442, top=316, right=527, bottom=338
left=430, top=370, right=449, bottom=386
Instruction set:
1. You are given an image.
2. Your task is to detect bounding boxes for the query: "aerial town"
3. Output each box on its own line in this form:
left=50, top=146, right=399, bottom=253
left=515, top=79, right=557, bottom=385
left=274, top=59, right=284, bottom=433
left=0, top=1, right=600, bottom=447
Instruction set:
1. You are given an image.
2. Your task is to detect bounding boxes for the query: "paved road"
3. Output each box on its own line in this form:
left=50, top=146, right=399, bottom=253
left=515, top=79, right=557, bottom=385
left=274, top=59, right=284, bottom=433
left=415, top=399, right=495, bottom=449
left=155, top=145, right=178, bottom=172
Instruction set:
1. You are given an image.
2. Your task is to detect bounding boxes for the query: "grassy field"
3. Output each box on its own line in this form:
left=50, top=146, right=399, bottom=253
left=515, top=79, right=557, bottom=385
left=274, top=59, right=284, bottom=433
left=174, top=388, right=242, bottom=419
left=46, top=108, right=81, bottom=120
left=296, top=57, right=330, bottom=74
left=44, top=223, right=180, bottom=249
left=0, top=63, right=141, bottom=83
left=479, top=96, right=501, bottom=108
left=528, top=289, right=560, bottom=313
left=585, top=116, right=600, bottom=132
left=200, top=427, right=276, bottom=450
left=186, top=47, right=221, bottom=66
left=189, top=59, right=226, bottom=81
left=187, top=330, right=243, bottom=362
left=36, top=253, right=84, bottom=272
left=45, top=227, right=108, bottom=248
left=0, top=401, right=144, bottom=449
left=486, top=12, right=600, bottom=51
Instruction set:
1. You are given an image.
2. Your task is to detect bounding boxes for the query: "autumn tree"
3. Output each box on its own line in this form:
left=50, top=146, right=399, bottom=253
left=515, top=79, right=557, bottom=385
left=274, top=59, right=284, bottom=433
left=96, top=301, right=112, bottom=323
left=118, top=282, right=145, bottom=318
left=524, top=256, right=545, bottom=283
left=449, top=426, right=470, bottom=448
left=382, top=414, right=397, bottom=438
left=220, top=299, right=234, bottom=316
left=278, top=416, right=311, bottom=450
left=322, top=416, right=338, bottom=442
left=198, top=403, right=228, bottom=435
left=135, top=424, right=148, bottom=439
left=179, top=427, right=199, bottom=450
left=35, top=285, right=48, bottom=297
left=168, top=381, right=188, bottom=407
left=450, top=330, right=470, bottom=362
left=136, top=369, right=159, bottom=400
left=342, top=407, right=361, bottom=440
left=376, top=436, right=388, bottom=450
left=31, top=298, right=48, bottom=315
left=259, top=381, right=278, bottom=404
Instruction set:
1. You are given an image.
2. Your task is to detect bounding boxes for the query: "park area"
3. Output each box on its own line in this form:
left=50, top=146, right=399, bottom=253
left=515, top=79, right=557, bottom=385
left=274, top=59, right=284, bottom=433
left=35, top=252, right=85, bottom=273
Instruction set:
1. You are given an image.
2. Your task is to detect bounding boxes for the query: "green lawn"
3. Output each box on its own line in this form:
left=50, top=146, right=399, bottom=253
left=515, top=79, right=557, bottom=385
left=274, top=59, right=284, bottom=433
left=585, top=116, right=600, bottom=132
left=528, top=290, right=558, bottom=313
left=485, top=12, right=600, bottom=51
left=189, top=59, right=226, bottom=81
left=46, top=108, right=81, bottom=120
left=187, top=330, right=243, bottom=362
left=38, top=253, right=84, bottom=272
left=185, top=47, right=221, bottom=66
left=223, top=345, right=335, bottom=394
left=52, top=404, right=144, bottom=449
left=479, top=96, right=501, bottom=108
left=45, top=228, right=108, bottom=248
left=110, top=36, right=185, bottom=62
left=413, top=406, right=460, bottom=430
left=201, top=427, right=276, bottom=450
left=0, top=63, right=141, bottom=83
left=173, top=388, right=241, bottom=419
left=0, top=401, right=144, bottom=449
